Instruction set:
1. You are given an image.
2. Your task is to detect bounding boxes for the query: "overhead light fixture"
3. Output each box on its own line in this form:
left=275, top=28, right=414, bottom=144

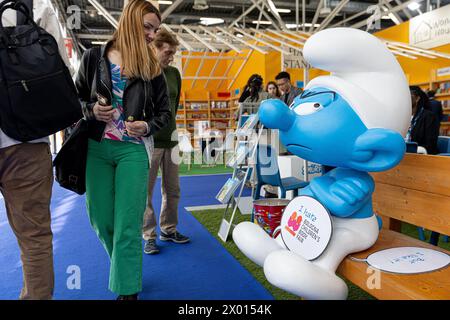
left=252, top=20, right=273, bottom=25
left=193, top=0, right=209, bottom=10
left=236, top=34, right=244, bottom=38
left=320, top=0, right=331, bottom=16
left=200, top=17, right=224, bottom=26
left=286, top=23, right=320, bottom=28
left=408, top=2, right=421, bottom=11
left=276, top=8, right=291, bottom=13
left=268, top=8, right=291, bottom=13
left=158, top=1, right=173, bottom=4
left=91, top=41, right=107, bottom=45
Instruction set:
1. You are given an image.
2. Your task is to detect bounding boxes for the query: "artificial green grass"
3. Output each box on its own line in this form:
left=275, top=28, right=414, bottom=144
left=178, top=163, right=233, bottom=176
left=190, top=208, right=449, bottom=300
left=191, top=208, right=299, bottom=300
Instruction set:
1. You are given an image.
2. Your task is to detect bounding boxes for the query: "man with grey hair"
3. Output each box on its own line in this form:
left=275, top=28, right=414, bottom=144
left=142, top=29, right=190, bottom=255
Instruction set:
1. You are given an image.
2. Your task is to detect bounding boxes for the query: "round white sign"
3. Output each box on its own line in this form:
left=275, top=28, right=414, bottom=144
left=279, top=196, right=333, bottom=261
left=366, top=247, right=450, bottom=274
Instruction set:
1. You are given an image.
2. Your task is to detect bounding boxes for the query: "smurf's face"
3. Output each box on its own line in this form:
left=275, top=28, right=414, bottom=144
left=259, top=87, right=368, bottom=168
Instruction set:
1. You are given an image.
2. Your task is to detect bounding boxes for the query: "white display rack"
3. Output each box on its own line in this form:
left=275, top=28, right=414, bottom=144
left=217, top=102, right=264, bottom=242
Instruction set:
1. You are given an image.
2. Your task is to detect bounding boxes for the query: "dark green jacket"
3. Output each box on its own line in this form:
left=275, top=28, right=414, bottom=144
left=154, top=66, right=181, bottom=148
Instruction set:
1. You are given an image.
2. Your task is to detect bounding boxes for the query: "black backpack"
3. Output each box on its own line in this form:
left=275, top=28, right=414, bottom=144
left=0, top=0, right=82, bottom=142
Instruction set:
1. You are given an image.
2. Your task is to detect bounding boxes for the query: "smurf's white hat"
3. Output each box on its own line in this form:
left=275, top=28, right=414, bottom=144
left=303, top=28, right=411, bottom=136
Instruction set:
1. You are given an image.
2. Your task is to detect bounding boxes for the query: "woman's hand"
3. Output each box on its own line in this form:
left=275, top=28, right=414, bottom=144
left=93, top=102, right=115, bottom=122
left=125, top=121, right=149, bottom=138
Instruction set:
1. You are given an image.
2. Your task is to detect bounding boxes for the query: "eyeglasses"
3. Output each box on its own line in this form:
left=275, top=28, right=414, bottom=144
left=276, top=81, right=289, bottom=87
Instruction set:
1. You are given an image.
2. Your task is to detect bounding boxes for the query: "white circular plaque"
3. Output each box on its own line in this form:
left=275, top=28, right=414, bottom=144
left=366, top=247, right=450, bottom=274
left=280, top=196, right=333, bottom=261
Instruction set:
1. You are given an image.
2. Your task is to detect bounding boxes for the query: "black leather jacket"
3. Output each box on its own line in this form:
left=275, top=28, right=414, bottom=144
left=75, top=42, right=171, bottom=141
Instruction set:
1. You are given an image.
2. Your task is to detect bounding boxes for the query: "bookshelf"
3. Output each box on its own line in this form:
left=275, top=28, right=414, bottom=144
left=176, top=91, right=240, bottom=139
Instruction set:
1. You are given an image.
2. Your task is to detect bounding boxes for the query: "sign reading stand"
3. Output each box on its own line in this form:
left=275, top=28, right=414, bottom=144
left=279, top=196, right=333, bottom=261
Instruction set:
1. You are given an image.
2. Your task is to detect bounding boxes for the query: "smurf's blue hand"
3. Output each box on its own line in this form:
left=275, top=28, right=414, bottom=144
left=309, top=170, right=374, bottom=217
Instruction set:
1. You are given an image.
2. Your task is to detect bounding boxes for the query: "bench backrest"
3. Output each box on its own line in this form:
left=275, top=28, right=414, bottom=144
left=370, top=153, right=450, bottom=236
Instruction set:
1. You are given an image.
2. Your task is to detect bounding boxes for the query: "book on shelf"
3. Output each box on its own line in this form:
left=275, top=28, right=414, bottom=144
left=436, top=81, right=450, bottom=94
left=216, top=177, right=242, bottom=204
left=211, top=101, right=228, bottom=109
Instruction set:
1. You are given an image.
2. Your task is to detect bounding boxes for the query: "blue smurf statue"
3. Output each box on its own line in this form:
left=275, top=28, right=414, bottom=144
left=232, top=28, right=411, bottom=300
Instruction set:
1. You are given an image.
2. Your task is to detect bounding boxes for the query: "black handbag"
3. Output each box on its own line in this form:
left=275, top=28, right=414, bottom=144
left=53, top=119, right=89, bottom=195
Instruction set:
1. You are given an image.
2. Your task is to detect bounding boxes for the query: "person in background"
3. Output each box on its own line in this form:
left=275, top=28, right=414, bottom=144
left=266, top=81, right=281, bottom=98
left=238, top=74, right=270, bottom=115
left=408, top=86, right=440, bottom=155
left=275, top=71, right=302, bottom=106
left=142, top=29, right=189, bottom=255
left=75, top=0, right=171, bottom=300
left=409, top=86, right=441, bottom=246
left=0, top=0, right=72, bottom=300
left=427, top=90, right=444, bottom=122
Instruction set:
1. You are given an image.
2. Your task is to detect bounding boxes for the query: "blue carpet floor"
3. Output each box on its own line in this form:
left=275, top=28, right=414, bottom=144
left=0, top=173, right=271, bottom=300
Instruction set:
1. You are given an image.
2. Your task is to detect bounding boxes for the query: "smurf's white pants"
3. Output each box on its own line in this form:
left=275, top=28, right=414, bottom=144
left=233, top=215, right=379, bottom=300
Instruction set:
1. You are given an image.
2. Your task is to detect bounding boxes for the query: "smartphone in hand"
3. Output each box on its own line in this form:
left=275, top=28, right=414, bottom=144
left=97, top=94, right=108, bottom=106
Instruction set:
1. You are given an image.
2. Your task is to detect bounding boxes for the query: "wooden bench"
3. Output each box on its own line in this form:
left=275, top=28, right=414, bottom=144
left=337, top=153, right=450, bottom=300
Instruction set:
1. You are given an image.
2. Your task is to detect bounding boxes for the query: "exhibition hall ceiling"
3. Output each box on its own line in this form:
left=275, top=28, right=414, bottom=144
left=55, top=0, right=450, bottom=50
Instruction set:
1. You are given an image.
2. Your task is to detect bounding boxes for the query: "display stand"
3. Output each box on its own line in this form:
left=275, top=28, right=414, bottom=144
left=217, top=102, right=264, bottom=242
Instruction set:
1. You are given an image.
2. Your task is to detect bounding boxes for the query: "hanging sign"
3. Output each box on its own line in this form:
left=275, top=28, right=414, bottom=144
left=437, top=66, right=450, bottom=77
left=366, top=247, right=450, bottom=274
left=409, top=4, right=450, bottom=49
left=284, top=48, right=305, bottom=69
left=279, top=196, right=333, bottom=260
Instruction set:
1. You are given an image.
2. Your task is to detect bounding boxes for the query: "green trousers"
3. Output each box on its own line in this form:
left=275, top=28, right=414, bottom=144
left=85, top=138, right=149, bottom=295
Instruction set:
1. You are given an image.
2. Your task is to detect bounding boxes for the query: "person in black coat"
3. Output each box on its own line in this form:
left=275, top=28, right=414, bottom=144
left=409, top=86, right=441, bottom=246
left=427, top=90, right=444, bottom=122
left=408, top=86, right=440, bottom=155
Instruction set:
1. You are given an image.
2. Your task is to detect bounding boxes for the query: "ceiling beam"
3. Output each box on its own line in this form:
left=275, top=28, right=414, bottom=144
left=394, top=0, right=412, bottom=18
left=384, top=40, right=450, bottom=60
left=216, top=26, right=268, bottom=54
left=229, top=0, right=264, bottom=27
left=162, top=24, right=194, bottom=51
left=250, top=28, right=302, bottom=53
left=381, top=0, right=403, bottom=25
left=263, top=0, right=288, bottom=30
left=267, top=30, right=306, bottom=46
left=249, top=0, right=281, bottom=31
left=161, top=0, right=185, bottom=21
left=315, top=0, right=350, bottom=32
left=76, top=33, right=113, bottom=40
left=330, top=9, right=368, bottom=28
left=87, top=0, right=119, bottom=29
left=181, top=25, right=219, bottom=52
left=309, top=0, right=324, bottom=32
left=386, top=44, right=436, bottom=59
left=351, top=0, right=424, bottom=29
left=233, top=27, right=291, bottom=55
left=198, top=26, right=243, bottom=53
